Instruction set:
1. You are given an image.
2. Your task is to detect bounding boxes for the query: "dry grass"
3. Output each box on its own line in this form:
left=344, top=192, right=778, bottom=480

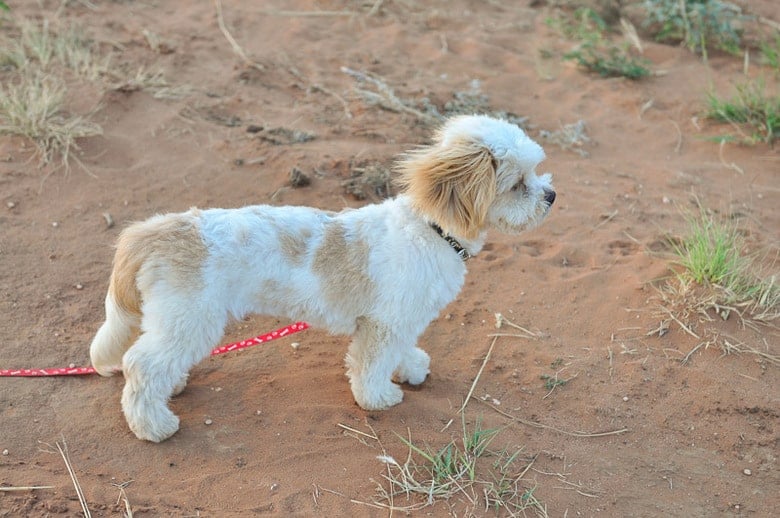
left=0, top=13, right=192, bottom=171
left=109, top=67, right=193, bottom=100
left=341, top=68, right=530, bottom=128
left=0, top=70, right=102, bottom=170
left=538, top=120, right=590, bottom=157
left=370, top=417, right=548, bottom=517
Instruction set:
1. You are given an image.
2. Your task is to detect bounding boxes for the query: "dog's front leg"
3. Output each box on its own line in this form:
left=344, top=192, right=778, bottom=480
left=345, top=317, right=405, bottom=410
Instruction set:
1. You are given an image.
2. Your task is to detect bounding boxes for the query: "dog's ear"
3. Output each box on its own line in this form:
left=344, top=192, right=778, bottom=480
left=396, top=136, right=497, bottom=239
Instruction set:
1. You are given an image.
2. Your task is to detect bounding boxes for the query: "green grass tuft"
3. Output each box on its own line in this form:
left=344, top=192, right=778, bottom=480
left=669, top=208, right=779, bottom=321
left=706, top=80, right=780, bottom=145
left=643, top=0, right=743, bottom=56
left=374, top=417, right=546, bottom=515
left=564, top=45, right=651, bottom=79
left=759, top=34, right=780, bottom=71
left=549, top=7, right=651, bottom=80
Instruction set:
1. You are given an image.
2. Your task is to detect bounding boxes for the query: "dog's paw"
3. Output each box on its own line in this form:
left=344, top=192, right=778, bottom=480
left=395, top=348, right=430, bottom=385
left=122, top=384, right=181, bottom=442
left=92, top=363, right=122, bottom=377
left=171, top=374, right=189, bottom=397
left=127, top=409, right=180, bottom=443
left=353, top=382, right=404, bottom=411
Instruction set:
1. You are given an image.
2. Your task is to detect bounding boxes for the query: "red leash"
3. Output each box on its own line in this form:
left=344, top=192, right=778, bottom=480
left=0, top=322, right=309, bottom=377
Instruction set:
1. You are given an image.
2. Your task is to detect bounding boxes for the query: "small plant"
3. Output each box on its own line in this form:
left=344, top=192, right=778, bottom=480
left=759, top=34, right=780, bottom=71
left=373, top=417, right=545, bottom=515
left=0, top=71, right=102, bottom=168
left=643, top=0, right=742, bottom=55
left=565, top=45, right=651, bottom=79
left=540, top=373, right=568, bottom=392
left=706, top=80, right=780, bottom=145
left=666, top=208, right=779, bottom=322
left=550, top=7, right=651, bottom=80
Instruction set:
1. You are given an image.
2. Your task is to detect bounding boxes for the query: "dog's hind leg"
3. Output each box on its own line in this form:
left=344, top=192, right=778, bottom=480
left=120, top=304, right=226, bottom=442
left=90, top=294, right=140, bottom=377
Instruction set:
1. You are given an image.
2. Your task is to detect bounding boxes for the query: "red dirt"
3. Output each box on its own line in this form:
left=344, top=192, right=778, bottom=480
left=1, top=1, right=778, bottom=516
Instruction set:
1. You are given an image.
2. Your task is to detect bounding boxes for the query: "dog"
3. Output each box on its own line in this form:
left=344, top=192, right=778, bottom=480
left=89, top=115, right=556, bottom=442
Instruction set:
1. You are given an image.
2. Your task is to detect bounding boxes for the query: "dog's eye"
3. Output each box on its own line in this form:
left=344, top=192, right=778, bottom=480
left=511, top=181, right=526, bottom=193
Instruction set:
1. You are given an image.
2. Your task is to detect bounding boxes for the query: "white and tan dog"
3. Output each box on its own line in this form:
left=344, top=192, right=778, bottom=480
left=90, top=115, right=556, bottom=442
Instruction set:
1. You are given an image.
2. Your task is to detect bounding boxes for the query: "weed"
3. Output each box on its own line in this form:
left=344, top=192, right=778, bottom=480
left=643, top=0, right=742, bottom=55
left=0, top=18, right=109, bottom=80
left=565, top=45, right=651, bottom=79
left=109, top=67, right=192, bottom=100
left=550, top=7, right=651, bottom=80
left=538, top=119, right=591, bottom=157
left=665, top=208, right=779, bottom=324
left=374, top=416, right=546, bottom=515
left=0, top=71, right=102, bottom=168
left=540, top=373, right=568, bottom=392
left=759, top=34, right=780, bottom=71
left=706, top=80, right=780, bottom=144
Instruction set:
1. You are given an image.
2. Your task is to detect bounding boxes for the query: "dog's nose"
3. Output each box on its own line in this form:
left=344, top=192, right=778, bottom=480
left=544, top=189, right=556, bottom=206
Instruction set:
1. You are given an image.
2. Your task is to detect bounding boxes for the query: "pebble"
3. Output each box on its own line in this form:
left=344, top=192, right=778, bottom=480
left=291, top=342, right=300, bottom=350
left=623, top=396, right=629, bottom=402
left=52, top=221, right=59, bottom=228
left=2, top=449, right=8, bottom=456
left=743, top=468, right=752, bottom=476
left=204, top=419, right=213, bottom=425
left=102, top=212, right=114, bottom=229
left=75, top=284, right=83, bottom=290
left=6, top=201, right=15, bottom=209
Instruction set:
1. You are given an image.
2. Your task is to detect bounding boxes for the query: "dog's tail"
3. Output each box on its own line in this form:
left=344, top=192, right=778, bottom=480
left=89, top=292, right=140, bottom=376
left=89, top=221, right=151, bottom=376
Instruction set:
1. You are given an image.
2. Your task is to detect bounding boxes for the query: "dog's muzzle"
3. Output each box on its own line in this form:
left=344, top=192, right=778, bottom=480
left=544, top=189, right=556, bottom=206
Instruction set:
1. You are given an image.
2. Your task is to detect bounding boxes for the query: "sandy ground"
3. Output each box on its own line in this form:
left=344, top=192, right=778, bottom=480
left=1, top=1, right=778, bottom=516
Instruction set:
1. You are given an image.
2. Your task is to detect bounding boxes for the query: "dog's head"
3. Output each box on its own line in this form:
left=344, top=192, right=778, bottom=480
left=396, top=115, right=555, bottom=240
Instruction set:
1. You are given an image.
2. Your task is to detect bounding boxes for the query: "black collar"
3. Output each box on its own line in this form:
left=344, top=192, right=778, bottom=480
left=430, top=223, right=471, bottom=261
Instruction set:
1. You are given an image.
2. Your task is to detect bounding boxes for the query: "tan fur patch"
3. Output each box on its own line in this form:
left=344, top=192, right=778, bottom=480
left=312, top=222, right=375, bottom=315
left=278, top=228, right=310, bottom=266
left=395, top=135, right=496, bottom=239
left=109, top=211, right=206, bottom=316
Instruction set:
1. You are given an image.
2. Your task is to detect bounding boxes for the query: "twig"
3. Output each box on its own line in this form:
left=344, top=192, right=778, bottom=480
left=367, top=0, right=384, bottom=16
left=493, top=313, right=540, bottom=338
left=340, top=67, right=438, bottom=123
left=475, top=397, right=629, bottom=438
left=213, top=0, right=265, bottom=71
left=56, top=440, right=91, bottom=518
left=311, top=84, right=352, bottom=119
left=681, top=341, right=705, bottom=365
left=459, top=336, right=498, bottom=414
left=261, top=10, right=357, bottom=17
left=337, top=423, right=379, bottom=441
left=0, top=486, right=55, bottom=491
left=593, top=210, right=618, bottom=229
left=669, top=119, right=682, bottom=154
left=718, top=139, right=744, bottom=175
left=657, top=305, right=700, bottom=339
left=111, top=480, right=134, bottom=518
